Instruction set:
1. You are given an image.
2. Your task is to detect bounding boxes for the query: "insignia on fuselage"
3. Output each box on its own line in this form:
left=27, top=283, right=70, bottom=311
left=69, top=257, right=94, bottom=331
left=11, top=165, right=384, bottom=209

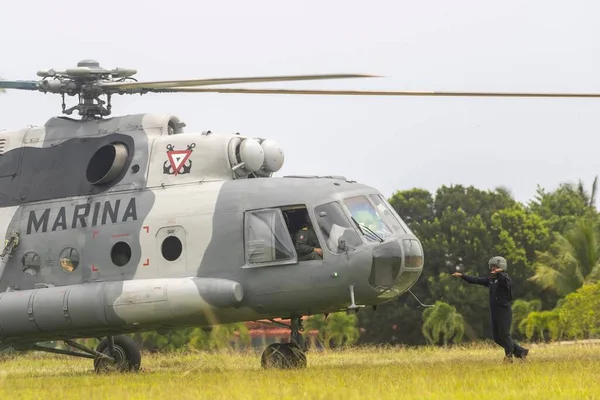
left=163, top=143, right=195, bottom=175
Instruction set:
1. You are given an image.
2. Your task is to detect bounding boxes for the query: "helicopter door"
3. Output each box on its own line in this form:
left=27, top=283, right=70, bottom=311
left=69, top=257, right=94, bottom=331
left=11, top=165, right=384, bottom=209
left=156, top=225, right=187, bottom=274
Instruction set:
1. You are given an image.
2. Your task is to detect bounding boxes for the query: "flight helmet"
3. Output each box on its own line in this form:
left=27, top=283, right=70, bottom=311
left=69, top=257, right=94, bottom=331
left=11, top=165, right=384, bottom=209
left=488, top=256, right=507, bottom=271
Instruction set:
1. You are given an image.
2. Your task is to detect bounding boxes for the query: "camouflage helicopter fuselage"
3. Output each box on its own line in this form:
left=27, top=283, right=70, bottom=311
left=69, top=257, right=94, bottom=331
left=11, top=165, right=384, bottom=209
left=0, top=113, right=424, bottom=347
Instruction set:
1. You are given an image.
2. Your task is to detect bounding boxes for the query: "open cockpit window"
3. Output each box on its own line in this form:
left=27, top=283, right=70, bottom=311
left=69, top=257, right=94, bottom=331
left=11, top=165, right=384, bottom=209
left=315, top=201, right=363, bottom=252
left=244, top=208, right=297, bottom=266
left=343, top=196, right=394, bottom=241
left=281, top=206, right=324, bottom=262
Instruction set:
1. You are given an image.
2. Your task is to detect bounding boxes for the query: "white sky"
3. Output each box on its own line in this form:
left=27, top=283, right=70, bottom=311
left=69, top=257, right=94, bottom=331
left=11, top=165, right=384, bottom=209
left=2, top=0, right=599, bottom=205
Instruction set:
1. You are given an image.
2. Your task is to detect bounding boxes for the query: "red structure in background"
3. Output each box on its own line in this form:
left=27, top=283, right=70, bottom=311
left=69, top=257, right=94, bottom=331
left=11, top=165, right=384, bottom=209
left=243, top=317, right=319, bottom=348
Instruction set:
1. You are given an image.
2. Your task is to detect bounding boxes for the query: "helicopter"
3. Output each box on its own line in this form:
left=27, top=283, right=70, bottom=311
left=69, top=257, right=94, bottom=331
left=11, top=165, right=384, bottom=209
left=0, top=60, right=598, bottom=373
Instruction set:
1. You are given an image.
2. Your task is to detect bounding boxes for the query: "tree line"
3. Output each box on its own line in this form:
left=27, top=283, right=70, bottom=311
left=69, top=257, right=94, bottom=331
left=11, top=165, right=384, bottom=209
left=357, top=176, right=600, bottom=346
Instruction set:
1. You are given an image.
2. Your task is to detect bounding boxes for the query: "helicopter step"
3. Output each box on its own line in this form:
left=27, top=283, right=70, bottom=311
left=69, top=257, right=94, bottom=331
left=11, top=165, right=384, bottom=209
left=346, top=284, right=366, bottom=313
left=0, top=277, right=243, bottom=338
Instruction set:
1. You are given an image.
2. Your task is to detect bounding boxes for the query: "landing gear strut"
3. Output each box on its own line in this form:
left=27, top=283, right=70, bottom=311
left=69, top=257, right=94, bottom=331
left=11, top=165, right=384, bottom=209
left=260, top=316, right=307, bottom=369
left=30, top=334, right=141, bottom=373
left=93, top=335, right=141, bottom=373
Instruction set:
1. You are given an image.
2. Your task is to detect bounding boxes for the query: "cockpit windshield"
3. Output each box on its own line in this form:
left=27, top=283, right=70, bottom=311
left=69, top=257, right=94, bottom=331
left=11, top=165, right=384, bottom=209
left=343, top=196, right=395, bottom=241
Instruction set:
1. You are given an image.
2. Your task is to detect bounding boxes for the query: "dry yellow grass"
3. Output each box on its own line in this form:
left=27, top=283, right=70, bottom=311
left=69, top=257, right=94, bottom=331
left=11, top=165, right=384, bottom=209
left=1, top=341, right=599, bottom=399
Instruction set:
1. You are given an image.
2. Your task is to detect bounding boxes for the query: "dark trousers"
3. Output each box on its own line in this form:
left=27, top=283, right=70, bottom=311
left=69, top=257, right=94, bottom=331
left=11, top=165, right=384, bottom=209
left=491, top=305, right=526, bottom=357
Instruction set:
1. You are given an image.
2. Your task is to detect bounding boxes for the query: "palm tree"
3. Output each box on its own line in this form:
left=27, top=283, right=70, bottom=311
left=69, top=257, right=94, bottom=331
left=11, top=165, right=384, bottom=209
left=304, top=312, right=360, bottom=349
left=518, top=309, right=561, bottom=341
left=421, top=301, right=465, bottom=346
left=530, top=217, right=600, bottom=297
left=326, top=313, right=360, bottom=348
left=511, top=299, right=541, bottom=336
left=573, top=175, right=598, bottom=208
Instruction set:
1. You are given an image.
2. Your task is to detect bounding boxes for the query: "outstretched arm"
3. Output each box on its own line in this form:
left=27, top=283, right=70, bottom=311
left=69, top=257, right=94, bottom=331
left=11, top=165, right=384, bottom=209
left=452, top=272, right=490, bottom=287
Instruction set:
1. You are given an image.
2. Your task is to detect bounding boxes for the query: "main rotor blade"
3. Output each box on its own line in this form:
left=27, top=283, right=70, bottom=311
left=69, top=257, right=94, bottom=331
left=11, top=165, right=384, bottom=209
left=101, top=73, right=378, bottom=90
left=0, top=80, right=40, bottom=91
left=149, top=87, right=600, bottom=98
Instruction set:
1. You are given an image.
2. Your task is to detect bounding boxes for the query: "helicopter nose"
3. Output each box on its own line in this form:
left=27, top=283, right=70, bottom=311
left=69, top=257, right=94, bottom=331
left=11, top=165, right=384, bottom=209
left=368, top=237, right=424, bottom=300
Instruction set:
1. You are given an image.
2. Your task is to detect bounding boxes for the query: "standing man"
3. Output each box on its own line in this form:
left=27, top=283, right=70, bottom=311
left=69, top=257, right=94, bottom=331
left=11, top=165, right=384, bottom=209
left=452, top=256, right=529, bottom=363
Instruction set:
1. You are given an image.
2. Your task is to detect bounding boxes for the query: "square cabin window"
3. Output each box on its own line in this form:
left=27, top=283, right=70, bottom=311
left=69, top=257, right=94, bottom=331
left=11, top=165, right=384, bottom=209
left=244, top=208, right=297, bottom=266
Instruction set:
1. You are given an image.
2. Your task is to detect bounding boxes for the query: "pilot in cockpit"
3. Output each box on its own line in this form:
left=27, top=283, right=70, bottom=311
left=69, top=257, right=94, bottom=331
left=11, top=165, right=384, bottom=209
left=294, top=213, right=323, bottom=261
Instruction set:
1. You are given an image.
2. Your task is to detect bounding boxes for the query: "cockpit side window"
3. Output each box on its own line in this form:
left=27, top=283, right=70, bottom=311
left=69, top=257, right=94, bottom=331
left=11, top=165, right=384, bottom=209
left=281, top=206, right=324, bottom=262
left=315, top=201, right=363, bottom=252
left=343, top=196, right=394, bottom=241
left=244, top=208, right=297, bottom=266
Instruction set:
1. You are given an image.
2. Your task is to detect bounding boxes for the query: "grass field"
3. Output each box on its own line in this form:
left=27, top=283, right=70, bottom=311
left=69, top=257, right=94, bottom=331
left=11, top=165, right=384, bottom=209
left=1, top=341, right=599, bottom=399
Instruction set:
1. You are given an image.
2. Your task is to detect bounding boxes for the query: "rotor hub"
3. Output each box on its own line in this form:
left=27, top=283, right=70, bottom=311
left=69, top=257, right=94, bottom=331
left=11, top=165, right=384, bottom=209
left=77, top=59, right=101, bottom=68
left=29, top=60, right=141, bottom=120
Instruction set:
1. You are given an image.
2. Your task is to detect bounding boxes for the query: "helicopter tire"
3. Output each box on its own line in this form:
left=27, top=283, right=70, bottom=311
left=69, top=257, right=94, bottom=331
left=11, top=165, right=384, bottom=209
left=260, top=342, right=307, bottom=370
left=93, top=335, right=141, bottom=373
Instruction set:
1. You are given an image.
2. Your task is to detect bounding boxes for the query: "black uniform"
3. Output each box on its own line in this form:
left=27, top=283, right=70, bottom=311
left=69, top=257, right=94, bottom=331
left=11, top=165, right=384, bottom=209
left=294, top=226, right=322, bottom=261
left=460, top=271, right=527, bottom=358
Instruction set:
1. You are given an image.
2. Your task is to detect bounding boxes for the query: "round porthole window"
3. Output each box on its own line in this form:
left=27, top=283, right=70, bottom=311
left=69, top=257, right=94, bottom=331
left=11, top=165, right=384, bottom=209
left=111, top=241, right=131, bottom=267
left=161, top=236, right=182, bottom=261
left=59, top=248, right=80, bottom=273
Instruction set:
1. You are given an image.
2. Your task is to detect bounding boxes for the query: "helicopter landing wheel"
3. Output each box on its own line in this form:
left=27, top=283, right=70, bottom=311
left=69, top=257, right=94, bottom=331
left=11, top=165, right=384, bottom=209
left=93, top=335, right=141, bottom=373
left=261, top=342, right=307, bottom=369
